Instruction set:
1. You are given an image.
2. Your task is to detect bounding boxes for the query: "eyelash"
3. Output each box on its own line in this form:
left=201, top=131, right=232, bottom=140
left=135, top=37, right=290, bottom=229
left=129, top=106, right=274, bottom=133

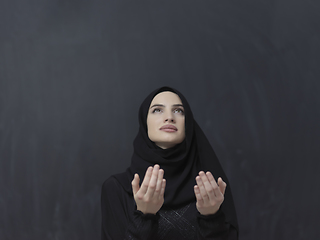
left=152, top=108, right=184, bottom=115
left=174, top=108, right=184, bottom=114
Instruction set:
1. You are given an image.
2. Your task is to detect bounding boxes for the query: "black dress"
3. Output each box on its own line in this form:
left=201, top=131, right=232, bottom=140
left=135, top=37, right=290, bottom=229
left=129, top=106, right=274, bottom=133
left=101, top=176, right=238, bottom=240
left=101, top=87, right=239, bottom=240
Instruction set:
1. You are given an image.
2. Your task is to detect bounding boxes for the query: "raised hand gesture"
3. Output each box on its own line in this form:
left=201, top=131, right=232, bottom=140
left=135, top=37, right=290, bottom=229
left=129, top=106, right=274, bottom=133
left=194, top=171, right=226, bottom=215
left=131, top=164, right=166, bottom=215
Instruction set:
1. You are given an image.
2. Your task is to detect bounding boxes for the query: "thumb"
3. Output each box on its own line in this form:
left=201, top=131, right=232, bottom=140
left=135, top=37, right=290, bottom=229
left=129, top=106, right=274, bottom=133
left=218, top=177, right=227, bottom=195
left=131, top=174, right=140, bottom=195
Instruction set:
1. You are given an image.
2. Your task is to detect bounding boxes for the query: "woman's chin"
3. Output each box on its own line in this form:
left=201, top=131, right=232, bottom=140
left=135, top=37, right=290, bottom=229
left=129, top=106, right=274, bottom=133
left=155, top=139, right=184, bottom=149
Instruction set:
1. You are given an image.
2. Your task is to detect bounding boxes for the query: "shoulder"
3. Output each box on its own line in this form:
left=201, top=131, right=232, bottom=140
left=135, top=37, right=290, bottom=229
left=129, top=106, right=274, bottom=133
left=101, top=171, right=131, bottom=195
left=102, top=174, right=125, bottom=192
left=101, top=173, right=132, bottom=209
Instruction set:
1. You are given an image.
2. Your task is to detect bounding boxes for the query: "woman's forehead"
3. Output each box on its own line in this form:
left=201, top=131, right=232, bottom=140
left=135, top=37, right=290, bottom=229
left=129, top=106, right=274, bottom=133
left=150, top=91, right=182, bottom=105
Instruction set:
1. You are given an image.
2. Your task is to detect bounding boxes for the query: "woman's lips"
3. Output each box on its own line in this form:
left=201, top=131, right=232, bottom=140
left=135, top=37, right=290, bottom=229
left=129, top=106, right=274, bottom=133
left=160, top=125, right=177, bottom=132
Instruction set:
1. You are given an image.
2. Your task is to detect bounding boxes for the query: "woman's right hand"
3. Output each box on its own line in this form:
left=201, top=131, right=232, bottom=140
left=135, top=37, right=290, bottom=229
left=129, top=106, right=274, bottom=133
left=131, top=164, right=166, bottom=215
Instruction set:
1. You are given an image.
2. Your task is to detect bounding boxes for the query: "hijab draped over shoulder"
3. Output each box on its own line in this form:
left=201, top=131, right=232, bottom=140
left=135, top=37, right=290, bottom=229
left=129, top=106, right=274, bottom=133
left=114, top=86, right=238, bottom=232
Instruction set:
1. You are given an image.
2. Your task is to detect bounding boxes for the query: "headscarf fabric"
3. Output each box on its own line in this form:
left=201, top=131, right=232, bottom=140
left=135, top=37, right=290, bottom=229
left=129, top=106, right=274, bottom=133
left=114, top=86, right=238, bottom=231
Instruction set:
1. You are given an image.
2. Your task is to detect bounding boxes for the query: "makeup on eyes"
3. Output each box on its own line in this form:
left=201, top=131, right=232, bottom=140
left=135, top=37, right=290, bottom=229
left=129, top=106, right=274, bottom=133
left=150, top=104, right=184, bottom=115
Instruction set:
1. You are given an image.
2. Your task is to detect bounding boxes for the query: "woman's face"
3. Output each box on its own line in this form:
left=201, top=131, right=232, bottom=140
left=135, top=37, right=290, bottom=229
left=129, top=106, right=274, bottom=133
left=147, top=91, right=185, bottom=149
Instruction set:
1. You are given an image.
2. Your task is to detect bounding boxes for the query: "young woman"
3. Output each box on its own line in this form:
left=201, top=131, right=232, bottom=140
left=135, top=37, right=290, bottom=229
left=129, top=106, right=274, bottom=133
left=101, top=87, right=238, bottom=239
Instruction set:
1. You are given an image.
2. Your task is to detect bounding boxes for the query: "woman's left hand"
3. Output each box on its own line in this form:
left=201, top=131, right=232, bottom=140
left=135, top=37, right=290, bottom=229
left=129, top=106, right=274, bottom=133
left=194, top=171, right=226, bottom=215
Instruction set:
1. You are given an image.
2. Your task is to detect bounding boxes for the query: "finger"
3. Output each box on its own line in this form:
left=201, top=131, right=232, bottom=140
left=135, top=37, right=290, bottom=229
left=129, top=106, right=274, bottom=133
left=196, top=173, right=209, bottom=201
left=159, top=179, right=166, bottom=199
left=140, top=166, right=153, bottom=194
left=200, top=171, right=216, bottom=199
left=154, top=168, right=164, bottom=197
left=218, top=177, right=227, bottom=195
left=206, top=171, right=222, bottom=197
left=131, top=174, right=140, bottom=195
left=193, top=185, right=204, bottom=207
left=194, top=185, right=204, bottom=206
left=145, top=164, right=160, bottom=197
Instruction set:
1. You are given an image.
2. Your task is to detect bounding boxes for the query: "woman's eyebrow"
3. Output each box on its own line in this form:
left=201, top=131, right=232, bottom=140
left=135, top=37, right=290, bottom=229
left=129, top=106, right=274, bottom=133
left=172, top=104, right=184, bottom=108
left=149, top=104, right=165, bottom=109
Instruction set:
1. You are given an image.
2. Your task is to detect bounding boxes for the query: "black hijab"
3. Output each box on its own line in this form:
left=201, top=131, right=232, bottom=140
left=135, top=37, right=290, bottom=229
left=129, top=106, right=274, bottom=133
left=114, top=86, right=238, bottom=231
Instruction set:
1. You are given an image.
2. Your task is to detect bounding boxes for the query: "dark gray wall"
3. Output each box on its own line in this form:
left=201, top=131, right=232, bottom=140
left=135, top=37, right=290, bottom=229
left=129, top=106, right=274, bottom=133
left=1, top=0, right=320, bottom=239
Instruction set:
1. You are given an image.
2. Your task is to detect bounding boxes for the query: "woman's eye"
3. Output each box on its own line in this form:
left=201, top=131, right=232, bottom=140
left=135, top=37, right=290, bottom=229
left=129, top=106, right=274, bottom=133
left=152, top=108, right=162, bottom=113
left=173, top=108, right=184, bottom=114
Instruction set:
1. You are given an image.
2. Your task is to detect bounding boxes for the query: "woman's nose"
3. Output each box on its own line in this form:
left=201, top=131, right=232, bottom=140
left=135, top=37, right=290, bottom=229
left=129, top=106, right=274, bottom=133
left=164, top=113, right=175, bottom=123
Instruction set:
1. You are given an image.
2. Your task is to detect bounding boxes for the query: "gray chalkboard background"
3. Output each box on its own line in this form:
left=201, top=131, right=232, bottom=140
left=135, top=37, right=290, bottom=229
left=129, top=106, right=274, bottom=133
left=1, top=0, right=320, bottom=239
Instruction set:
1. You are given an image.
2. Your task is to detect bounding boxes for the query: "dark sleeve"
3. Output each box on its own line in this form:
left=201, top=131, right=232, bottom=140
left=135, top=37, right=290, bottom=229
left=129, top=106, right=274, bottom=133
left=196, top=209, right=238, bottom=240
left=101, top=177, right=159, bottom=240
